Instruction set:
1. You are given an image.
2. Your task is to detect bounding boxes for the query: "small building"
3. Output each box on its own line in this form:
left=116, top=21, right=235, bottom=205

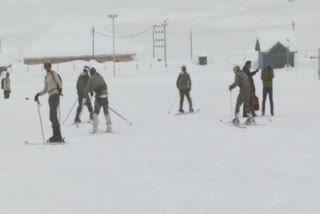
left=255, top=30, right=297, bottom=69
left=24, top=54, right=136, bottom=65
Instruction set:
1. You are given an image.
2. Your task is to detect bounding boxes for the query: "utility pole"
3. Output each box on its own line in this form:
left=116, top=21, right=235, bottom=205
left=190, top=28, right=193, bottom=59
left=162, top=19, right=169, bottom=68
left=109, top=14, right=118, bottom=78
left=152, top=25, right=156, bottom=58
left=292, top=21, right=295, bottom=31
left=310, top=49, right=320, bottom=80
left=92, top=27, right=95, bottom=59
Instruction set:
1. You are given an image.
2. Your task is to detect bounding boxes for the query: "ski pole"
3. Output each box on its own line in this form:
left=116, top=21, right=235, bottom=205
left=168, top=95, right=179, bottom=114
left=36, top=101, right=46, bottom=144
left=230, top=91, right=233, bottom=118
left=108, top=106, right=133, bottom=125
left=62, top=98, right=78, bottom=124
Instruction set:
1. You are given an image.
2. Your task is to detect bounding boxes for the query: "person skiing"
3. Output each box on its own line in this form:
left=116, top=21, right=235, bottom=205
left=74, top=65, right=93, bottom=123
left=242, top=61, right=259, bottom=117
left=261, top=62, right=275, bottom=116
left=1, top=72, right=11, bottom=99
left=176, top=65, right=194, bottom=113
left=34, top=61, right=64, bottom=143
left=84, top=67, right=112, bottom=133
left=229, top=65, right=254, bottom=125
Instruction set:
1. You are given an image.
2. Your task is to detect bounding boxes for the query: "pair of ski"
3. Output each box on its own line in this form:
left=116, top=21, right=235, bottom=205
left=174, top=109, right=200, bottom=116
left=67, top=121, right=92, bottom=128
left=220, top=119, right=263, bottom=129
left=25, top=140, right=66, bottom=146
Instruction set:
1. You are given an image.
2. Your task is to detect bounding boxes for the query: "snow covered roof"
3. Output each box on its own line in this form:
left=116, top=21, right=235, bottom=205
left=255, top=30, right=297, bottom=52
left=23, top=23, right=135, bottom=58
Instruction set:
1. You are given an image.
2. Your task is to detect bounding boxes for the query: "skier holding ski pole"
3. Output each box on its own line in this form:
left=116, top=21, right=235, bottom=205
left=34, top=60, right=64, bottom=143
left=84, top=67, right=112, bottom=133
left=229, top=65, right=254, bottom=125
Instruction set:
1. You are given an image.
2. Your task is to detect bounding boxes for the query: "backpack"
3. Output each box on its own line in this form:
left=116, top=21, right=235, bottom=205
left=253, top=95, right=260, bottom=111
left=1, top=79, right=4, bottom=90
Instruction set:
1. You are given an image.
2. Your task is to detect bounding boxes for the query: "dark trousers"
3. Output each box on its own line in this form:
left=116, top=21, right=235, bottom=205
left=179, top=89, right=193, bottom=109
left=262, top=87, right=274, bottom=114
left=4, top=90, right=10, bottom=99
left=94, top=97, right=109, bottom=116
left=49, top=94, right=61, bottom=137
left=243, top=91, right=255, bottom=116
left=76, top=96, right=93, bottom=119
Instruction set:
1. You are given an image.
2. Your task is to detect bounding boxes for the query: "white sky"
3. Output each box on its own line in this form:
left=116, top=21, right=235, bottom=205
left=1, top=0, right=320, bottom=58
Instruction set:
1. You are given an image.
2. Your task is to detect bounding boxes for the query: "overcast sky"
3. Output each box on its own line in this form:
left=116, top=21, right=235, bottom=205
left=0, top=0, right=319, bottom=57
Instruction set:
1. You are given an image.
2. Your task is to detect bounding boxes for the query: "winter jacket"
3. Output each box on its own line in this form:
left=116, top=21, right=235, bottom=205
left=230, top=70, right=251, bottom=90
left=2, top=78, right=10, bottom=91
left=85, top=72, right=108, bottom=98
left=176, top=71, right=192, bottom=91
left=76, top=72, right=90, bottom=97
left=38, top=70, right=63, bottom=97
left=261, top=67, right=274, bottom=88
left=242, top=66, right=258, bottom=93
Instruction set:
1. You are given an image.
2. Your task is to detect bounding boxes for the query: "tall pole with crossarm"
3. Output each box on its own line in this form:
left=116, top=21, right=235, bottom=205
left=109, top=14, right=118, bottom=78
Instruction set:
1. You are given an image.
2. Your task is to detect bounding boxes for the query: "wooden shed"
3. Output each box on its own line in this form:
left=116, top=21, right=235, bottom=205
left=255, top=30, right=297, bottom=69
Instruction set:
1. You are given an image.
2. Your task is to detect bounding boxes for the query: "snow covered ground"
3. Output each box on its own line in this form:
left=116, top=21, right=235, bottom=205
left=1, top=0, right=320, bottom=213
left=0, top=56, right=320, bottom=214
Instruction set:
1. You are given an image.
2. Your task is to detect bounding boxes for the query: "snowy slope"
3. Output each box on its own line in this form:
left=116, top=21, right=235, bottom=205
left=0, top=57, right=320, bottom=214
left=1, top=0, right=320, bottom=213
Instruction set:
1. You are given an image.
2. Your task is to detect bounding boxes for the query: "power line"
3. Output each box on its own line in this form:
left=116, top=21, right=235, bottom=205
left=95, top=25, right=154, bottom=39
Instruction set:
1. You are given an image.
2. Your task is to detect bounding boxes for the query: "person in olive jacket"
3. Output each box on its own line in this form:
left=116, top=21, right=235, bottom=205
left=74, top=66, right=93, bottom=123
left=229, top=65, right=254, bottom=125
left=261, top=64, right=275, bottom=116
left=176, top=65, right=194, bottom=113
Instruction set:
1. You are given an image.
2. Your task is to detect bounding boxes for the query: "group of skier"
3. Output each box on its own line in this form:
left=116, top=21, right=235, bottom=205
left=28, top=58, right=274, bottom=143
left=229, top=60, right=274, bottom=125
left=34, top=61, right=112, bottom=143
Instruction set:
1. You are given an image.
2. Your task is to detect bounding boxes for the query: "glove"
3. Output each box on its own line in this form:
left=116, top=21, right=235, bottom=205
left=57, top=88, right=62, bottom=95
left=255, top=69, right=259, bottom=73
left=229, top=85, right=233, bottom=91
left=90, top=91, right=94, bottom=97
left=34, top=93, right=39, bottom=102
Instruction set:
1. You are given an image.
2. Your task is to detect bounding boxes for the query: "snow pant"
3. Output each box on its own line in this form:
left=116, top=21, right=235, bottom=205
left=235, top=88, right=251, bottom=115
left=93, top=97, right=112, bottom=132
left=49, top=94, right=62, bottom=138
left=179, top=89, right=193, bottom=110
left=243, top=90, right=255, bottom=116
left=262, top=87, right=274, bottom=114
left=4, top=90, right=10, bottom=99
left=75, top=95, right=93, bottom=120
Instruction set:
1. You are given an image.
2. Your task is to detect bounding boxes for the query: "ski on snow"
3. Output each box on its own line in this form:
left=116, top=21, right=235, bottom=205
left=220, top=120, right=246, bottom=129
left=220, top=119, right=264, bottom=128
left=175, top=109, right=200, bottom=116
left=24, top=141, right=67, bottom=145
left=67, top=121, right=91, bottom=127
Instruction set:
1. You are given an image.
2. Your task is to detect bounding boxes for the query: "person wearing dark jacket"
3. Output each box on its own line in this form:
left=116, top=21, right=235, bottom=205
left=229, top=65, right=254, bottom=125
left=84, top=67, right=112, bottom=133
left=176, top=65, right=194, bottom=113
left=242, top=61, right=259, bottom=117
left=74, top=66, right=93, bottom=123
left=261, top=64, right=275, bottom=116
left=2, top=72, right=11, bottom=99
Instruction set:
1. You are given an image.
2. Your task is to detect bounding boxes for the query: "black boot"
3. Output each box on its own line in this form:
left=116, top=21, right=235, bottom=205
left=74, top=114, right=81, bottom=123
left=48, top=127, right=64, bottom=143
left=179, top=102, right=184, bottom=113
